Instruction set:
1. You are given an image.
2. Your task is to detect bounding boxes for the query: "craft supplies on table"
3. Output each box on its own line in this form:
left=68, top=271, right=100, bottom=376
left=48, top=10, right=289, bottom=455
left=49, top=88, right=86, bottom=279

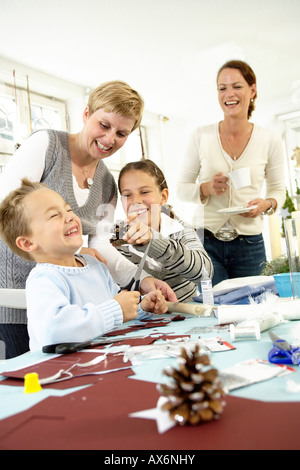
left=0, top=307, right=300, bottom=450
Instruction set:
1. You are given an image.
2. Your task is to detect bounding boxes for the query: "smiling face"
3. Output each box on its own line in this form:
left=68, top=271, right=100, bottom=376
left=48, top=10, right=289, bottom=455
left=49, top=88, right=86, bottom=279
left=81, top=108, right=135, bottom=160
left=17, top=189, right=83, bottom=266
left=119, top=169, right=169, bottom=232
left=217, top=68, right=256, bottom=120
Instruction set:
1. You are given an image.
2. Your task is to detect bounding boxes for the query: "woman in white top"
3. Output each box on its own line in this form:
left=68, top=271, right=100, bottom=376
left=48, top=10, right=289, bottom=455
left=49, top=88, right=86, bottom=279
left=177, top=60, right=285, bottom=286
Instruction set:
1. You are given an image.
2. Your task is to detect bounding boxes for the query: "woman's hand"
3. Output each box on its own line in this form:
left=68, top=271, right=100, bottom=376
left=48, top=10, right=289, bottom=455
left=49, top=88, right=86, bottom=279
left=201, top=172, right=228, bottom=198
left=241, top=198, right=275, bottom=218
left=79, top=247, right=107, bottom=265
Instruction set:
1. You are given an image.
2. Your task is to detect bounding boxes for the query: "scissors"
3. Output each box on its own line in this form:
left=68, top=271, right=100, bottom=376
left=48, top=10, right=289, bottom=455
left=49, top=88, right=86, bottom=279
left=119, top=239, right=152, bottom=292
left=43, top=335, right=142, bottom=354
left=268, top=331, right=300, bottom=365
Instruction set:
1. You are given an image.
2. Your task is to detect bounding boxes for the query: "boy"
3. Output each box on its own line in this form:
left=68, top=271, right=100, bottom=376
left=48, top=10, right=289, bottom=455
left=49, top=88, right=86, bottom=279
left=0, top=179, right=167, bottom=351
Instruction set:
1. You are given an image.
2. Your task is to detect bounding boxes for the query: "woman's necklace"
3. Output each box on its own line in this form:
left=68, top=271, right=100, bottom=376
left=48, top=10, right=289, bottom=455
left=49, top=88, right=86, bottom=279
left=82, top=166, right=96, bottom=189
left=76, top=135, right=98, bottom=189
left=222, top=123, right=252, bottom=161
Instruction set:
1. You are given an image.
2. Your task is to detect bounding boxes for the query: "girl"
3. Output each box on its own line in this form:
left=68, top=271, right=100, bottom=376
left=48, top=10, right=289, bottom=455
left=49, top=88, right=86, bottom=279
left=116, top=159, right=213, bottom=302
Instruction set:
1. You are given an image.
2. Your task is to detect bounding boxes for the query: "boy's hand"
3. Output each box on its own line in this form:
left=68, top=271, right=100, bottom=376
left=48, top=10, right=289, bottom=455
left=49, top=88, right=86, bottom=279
left=114, top=290, right=140, bottom=322
left=140, top=289, right=168, bottom=315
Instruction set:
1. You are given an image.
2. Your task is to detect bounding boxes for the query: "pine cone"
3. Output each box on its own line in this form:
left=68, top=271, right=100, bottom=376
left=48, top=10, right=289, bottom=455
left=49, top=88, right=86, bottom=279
left=157, top=345, right=225, bottom=425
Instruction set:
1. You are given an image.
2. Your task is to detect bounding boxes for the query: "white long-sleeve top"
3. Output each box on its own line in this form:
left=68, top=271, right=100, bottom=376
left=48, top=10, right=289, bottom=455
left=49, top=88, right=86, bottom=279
left=177, top=123, right=286, bottom=235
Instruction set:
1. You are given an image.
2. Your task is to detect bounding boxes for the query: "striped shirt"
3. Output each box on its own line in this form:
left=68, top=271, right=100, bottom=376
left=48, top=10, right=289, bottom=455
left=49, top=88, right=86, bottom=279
left=116, top=207, right=213, bottom=302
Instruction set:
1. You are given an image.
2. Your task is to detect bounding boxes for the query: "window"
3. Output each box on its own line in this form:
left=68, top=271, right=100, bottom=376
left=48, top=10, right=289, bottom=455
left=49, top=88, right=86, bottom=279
left=31, top=102, right=64, bottom=132
left=276, top=110, right=300, bottom=202
left=0, top=92, right=17, bottom=155
left=0, top=82, right=67, bottom=171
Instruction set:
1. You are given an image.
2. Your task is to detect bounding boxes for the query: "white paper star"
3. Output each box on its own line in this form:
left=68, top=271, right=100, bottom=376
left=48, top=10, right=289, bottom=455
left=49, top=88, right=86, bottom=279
left=281, top=207, right=290, bottom=218
left=129, top=396, right=176, bottom=434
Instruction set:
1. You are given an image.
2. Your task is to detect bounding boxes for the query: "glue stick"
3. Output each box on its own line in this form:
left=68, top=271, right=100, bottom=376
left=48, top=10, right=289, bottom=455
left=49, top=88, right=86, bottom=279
left=201, top=268, right=214, bottom=305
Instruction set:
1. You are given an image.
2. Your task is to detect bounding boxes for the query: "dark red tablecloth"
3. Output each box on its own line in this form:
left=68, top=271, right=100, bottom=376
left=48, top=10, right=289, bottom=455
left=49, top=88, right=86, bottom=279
left=0, top=368, right=299, bottom=450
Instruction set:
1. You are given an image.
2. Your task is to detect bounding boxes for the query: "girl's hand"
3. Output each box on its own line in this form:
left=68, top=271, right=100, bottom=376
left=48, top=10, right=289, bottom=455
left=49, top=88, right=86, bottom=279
left=140, top=277, right=178, bottom=302
left=123, top=212, right=152, bottom=245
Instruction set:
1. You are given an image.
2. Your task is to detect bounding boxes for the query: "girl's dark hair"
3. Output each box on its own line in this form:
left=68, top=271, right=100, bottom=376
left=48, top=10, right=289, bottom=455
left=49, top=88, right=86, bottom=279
left=118, top=159, right=168, bottom=192
left=217, top=59, right=257, bottom=119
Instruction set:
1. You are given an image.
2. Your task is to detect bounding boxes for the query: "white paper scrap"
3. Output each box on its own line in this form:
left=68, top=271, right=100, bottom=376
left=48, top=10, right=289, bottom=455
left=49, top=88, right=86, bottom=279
left=220, top=359, right=292, bottom=391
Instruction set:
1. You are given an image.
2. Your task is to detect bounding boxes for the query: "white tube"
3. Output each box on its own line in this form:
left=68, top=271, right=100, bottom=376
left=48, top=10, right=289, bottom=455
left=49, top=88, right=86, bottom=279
left=216, top=299, right=300, bottom=324
left=166, top=302, right=212, bottom=316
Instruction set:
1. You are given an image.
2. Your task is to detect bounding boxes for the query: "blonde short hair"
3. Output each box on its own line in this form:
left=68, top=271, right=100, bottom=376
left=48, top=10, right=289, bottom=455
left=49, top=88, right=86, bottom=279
left=87, top=80, right=144, bottom=131
left=0, top=178, right=47, bottom=261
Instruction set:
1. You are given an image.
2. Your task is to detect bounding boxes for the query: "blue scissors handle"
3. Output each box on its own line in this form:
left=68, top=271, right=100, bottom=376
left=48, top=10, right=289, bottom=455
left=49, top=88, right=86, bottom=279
left=268, top=331, right=300, bottom=365
left=268, top=347, right=297, bottom=365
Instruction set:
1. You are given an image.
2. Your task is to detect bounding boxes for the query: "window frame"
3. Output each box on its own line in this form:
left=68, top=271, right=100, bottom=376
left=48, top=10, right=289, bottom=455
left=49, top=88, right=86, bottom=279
left=0, top=82, right=68, bottom=168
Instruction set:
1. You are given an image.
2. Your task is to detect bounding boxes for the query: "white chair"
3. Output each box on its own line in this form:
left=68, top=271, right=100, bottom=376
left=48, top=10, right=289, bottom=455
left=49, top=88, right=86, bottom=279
left=0, top=289, right=26, bottom=309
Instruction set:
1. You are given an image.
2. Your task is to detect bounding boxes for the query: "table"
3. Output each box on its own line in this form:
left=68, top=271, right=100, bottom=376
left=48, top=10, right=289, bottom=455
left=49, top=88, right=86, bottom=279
left=0, top=308, right=300, bottom=451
